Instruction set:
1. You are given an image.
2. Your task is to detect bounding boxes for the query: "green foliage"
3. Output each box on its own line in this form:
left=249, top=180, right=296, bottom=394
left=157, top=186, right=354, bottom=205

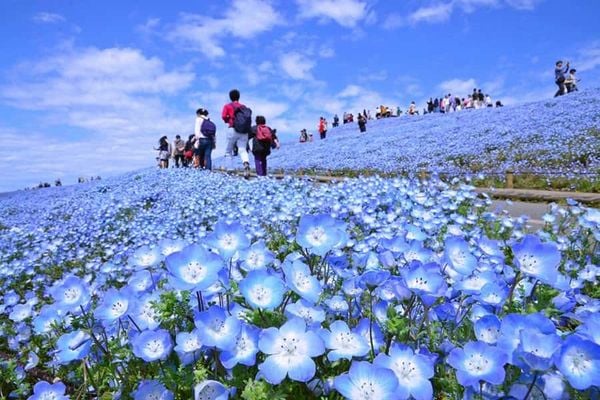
left=154, top=291, right=194, bottom=332
left=241, top=379, right=287, bottom=400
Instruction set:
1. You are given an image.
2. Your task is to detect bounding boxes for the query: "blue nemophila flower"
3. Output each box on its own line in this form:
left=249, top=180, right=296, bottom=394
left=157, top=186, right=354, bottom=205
left=239, top=240, right=275, bottom=271
left=497, top=313, right=556, bottom=364
left=515, top=329, right=561, bottom=372
left=334, top=360, right=399, bottom=400
left=444, top=236, right=477, bottom=275
left=477, top=281, right=509, bottom=307
left=374, top=344, right=434, bottom=400
left=94, top=287, right=132, bottom=324
left=285, top=299, right=326, bottom=328
left=132, top=379, right=174, bottom=400
left=401, top=261, right=446, bottom=305
left=27, top=380, right=69, bottom=400
left=194, top=305, right=241, bottom=351
left=174, top=329, right=203, bottom=366
left=25, top=352, right=39, bottom=371
left=33, top=305, right=62, bottom=334
left=220, top=323, right=260, bottom=369
left=49, top=275, right=91, bottom=312
left=55, top=330, right=91, bottom=364
left=9, top=303, right=33, bottom=322
left=554, top=335, right=600, bottom=390
left=512, top=234, right=561, bottom=285
left=128, top=292, right=161, bottom=331
left=258, top=317, right=325, bottom=384
left=474, top=315, right=501, bottom=345
left=319, top=320, right=370, bottom=361
left=296, top=214, right=347, bottom=256
left=3, top=290, right=20, bottom=306
left=324, top=295, right=349, bottom=315
left=157, top=238, right=187, bottom=257
left=131, top=329, right=173, bottom=362
left=165, top=244, right=225, bottom=291
left=205, top=220, right=250, bottom=260
left=282, top=259, right=322, bottom=304
left=359, top=270, right=390, bottom=291
left=129, top=245, right=163, bottom=269
left=239, top=270, right=285, bottom=310
left=447, top=341, right=508, bottom=389
left=194, top=380, right=230, bottom=400
left=128, top=270, right=157, bottom=293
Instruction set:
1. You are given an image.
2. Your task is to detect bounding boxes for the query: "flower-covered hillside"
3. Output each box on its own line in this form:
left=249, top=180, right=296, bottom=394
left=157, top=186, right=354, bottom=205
left=263, top=88, right=600, bottom=176
left=1, top=169, right=599, bottom=399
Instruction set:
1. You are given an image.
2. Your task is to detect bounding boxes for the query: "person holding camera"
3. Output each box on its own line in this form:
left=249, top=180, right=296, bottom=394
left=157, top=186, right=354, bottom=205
left=554, top=60, right=570, bottom=97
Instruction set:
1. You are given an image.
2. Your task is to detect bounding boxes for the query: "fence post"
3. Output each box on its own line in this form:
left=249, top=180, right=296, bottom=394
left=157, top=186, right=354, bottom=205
left=505, top=170, right=514, bottom=189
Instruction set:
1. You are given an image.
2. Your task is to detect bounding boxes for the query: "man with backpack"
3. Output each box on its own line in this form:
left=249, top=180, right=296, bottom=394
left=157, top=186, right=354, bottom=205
left=222, top=89, right=251, bottom=177
left=194, top=108, right=216, bottom=170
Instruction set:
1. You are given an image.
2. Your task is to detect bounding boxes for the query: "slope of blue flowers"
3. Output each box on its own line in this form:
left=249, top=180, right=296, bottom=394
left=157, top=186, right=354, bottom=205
left=262, top=89, right=600, bottom=176
left=0, top=168, right=599, bottom=399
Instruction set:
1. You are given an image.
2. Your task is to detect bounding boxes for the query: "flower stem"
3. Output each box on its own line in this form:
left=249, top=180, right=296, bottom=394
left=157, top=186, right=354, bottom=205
left=368, top=291, right=375, bottom=361
left=523, top=372, right=539, bottom=400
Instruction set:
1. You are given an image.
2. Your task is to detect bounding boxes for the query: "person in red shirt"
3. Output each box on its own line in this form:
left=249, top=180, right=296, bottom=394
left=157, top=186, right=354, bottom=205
left=221, top=89, right=250, bottom=176
left=318, top=117, right=328, bottom=139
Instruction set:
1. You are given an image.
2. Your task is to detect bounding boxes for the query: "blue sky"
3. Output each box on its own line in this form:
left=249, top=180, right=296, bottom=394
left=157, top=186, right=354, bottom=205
left=1, top=0, right=599, bottom=191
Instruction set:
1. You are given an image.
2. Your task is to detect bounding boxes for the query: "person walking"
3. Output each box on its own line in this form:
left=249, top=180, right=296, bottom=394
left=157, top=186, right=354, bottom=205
left=194, top=108, right=216, bottom=170
left=172, top=135, right=185, bottom=168
left=333, top=114, right=340, bottom=128
left=156, top=136, right=171, bottom=169
left=554, top=60, right=570, bottom=97
left=357, top=113, right=367, bottom=133
left=318, top=117, right=328, bottom=139
left=249, top=115, right=275, bottom=177
left=221, top=89, right=252, bottom=176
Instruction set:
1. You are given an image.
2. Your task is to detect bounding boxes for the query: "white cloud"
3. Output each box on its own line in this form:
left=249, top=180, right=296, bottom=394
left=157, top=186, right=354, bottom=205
left=295, top=0, right=370, bottom=28
left=167, top=0, right=282, bottom=58
left=438, top=78, right=479, bottom=96
left=395, top=0, right=542, bottom=27
left=574, top=41, right=600, bottom=72
left=504, top=0, right=543, bottom=10
left=2, top=47, right=194, bottom=115
left=280, top=52, right=316, bottom=80
left=409, top=3, right=453, bottom=25
left=0, top=47, right=200, bottom=192
left=33, top=12, right=65, bottom=24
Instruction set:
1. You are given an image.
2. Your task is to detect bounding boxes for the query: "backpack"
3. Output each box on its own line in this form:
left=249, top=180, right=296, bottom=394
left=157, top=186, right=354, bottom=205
left=201, top=119, right=216, bottom=139
left=233, top=105, right=252, bottom=134
left=256, top=125, right=273, bottom=142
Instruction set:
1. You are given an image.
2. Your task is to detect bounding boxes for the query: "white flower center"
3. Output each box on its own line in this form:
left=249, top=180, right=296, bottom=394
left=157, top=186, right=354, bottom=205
left=465, top=352, right=491, bottom=375
left=181, top=261, right=207, bottom=283
left=307, top=227, right=326, bottom=246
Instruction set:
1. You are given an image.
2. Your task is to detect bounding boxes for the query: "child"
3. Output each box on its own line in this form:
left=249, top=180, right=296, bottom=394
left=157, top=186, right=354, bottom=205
left=565, top=69, right=579, bottom=93
left=249, top=115, right=275, bottom=177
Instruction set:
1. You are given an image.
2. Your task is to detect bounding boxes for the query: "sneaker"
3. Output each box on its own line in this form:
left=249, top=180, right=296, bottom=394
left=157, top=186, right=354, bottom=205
left=243, top=162, right=250, bottom=179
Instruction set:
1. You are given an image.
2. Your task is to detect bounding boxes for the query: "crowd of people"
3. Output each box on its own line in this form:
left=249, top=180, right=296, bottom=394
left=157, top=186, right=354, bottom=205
left=158, top=60, right=582, bottom=173
left=156, top=89, right=280, bottom=177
